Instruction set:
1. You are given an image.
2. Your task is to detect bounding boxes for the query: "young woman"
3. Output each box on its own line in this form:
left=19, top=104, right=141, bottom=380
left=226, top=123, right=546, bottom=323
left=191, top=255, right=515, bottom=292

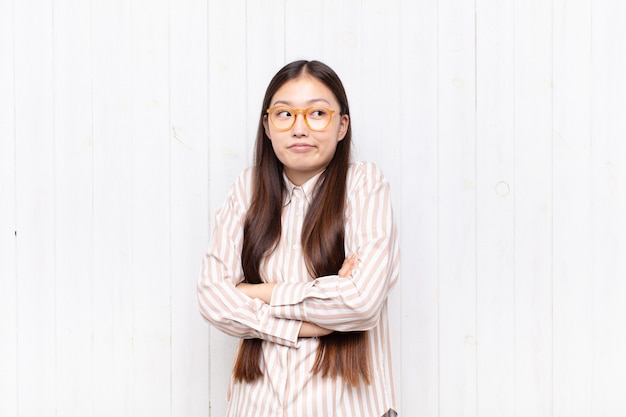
left=198, top=60, right=400, bottom=417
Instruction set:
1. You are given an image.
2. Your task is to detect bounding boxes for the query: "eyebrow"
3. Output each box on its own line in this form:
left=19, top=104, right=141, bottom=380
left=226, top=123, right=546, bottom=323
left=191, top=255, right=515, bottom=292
left=271, top=98, right=331, bottom=107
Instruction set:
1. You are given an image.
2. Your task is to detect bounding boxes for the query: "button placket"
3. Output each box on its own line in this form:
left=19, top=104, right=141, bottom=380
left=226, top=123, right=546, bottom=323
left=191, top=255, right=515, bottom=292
left=291, top=187, right=305, bottom=252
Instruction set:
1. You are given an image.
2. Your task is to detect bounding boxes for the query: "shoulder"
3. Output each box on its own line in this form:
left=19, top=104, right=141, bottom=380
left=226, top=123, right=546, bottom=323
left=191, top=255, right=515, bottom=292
left=347, top=161, right=390, bottom=193
left=232, top=166, right=254, bottom=192
left=224, top=166, right=255, bottom=211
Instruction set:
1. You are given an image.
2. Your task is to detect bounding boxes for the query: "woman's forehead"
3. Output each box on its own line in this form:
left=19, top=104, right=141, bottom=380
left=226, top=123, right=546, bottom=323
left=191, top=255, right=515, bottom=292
left=271, top=76, right=337, bottom=106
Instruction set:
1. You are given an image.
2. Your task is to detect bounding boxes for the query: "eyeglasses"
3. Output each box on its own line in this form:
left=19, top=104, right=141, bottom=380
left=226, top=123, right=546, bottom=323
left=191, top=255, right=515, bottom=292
left=266, top=106, right=336, bottom=132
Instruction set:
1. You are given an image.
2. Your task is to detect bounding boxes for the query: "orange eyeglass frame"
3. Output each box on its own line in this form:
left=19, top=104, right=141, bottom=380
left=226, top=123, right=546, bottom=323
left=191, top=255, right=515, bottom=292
left=266, top=106, right=336, bottom=131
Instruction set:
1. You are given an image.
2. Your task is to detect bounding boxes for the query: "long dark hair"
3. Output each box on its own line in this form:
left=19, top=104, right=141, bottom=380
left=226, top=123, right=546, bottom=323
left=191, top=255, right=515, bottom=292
left=232, top=60, right=371, bottom=387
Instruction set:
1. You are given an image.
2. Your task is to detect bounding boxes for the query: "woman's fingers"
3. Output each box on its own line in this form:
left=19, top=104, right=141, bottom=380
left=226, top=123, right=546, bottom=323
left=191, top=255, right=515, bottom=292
left=338, top=255, right=359, bottom=277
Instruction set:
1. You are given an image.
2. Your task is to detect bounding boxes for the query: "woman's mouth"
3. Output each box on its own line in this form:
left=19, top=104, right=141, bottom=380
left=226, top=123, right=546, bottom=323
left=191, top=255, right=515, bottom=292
left=289, top=143, right=314, bottom=152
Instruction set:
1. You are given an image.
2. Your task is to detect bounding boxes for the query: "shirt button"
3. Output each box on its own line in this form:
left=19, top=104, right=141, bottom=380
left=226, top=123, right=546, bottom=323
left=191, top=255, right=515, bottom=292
left=292, top=244, right=300, bottom=251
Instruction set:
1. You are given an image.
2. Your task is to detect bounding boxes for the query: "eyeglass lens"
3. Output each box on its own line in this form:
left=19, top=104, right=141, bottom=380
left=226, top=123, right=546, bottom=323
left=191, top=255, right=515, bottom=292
left=269, top=107, right=332, bottom=131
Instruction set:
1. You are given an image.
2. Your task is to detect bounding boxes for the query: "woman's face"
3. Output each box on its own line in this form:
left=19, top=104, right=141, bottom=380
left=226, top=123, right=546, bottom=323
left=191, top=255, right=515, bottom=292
left=263, top=75, right=350, bottom=186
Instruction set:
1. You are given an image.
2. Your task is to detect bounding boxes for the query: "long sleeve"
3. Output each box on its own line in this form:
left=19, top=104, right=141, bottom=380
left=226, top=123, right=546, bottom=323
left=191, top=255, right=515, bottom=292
left=269, top=162, right=400, bottom=332
left=197, top=170, right=302, bottom=347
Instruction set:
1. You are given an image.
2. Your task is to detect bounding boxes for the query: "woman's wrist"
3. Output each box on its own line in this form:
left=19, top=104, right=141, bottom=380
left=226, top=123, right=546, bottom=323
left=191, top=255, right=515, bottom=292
left=299, top=322, right=333, bottom=338
left=236, top=282, right=276, bottom=304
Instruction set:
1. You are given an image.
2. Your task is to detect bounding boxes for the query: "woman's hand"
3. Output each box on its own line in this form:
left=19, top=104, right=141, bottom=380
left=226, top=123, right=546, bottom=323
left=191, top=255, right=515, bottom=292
left=338, top=254, right=359, bottom=278
left=299, top=322, right=334, bottom=338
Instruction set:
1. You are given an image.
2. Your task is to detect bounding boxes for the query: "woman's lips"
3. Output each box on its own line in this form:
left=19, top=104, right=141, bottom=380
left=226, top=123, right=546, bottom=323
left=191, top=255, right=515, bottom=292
left=289, top=143, right=314, bottom=152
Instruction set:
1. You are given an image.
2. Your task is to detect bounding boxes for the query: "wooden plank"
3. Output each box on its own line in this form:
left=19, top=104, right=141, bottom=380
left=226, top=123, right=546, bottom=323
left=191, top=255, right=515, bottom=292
left=13, top=0, right=57, bottom=415
left=207, top=0, right=248, bottom=199
left=129, top=0, right=172, bottom=415
left=590, top=1, right=626, bottom=415
left=169, top=1, right=210, bottom=416
left=9, top=2, right=626, bottom=415
left=0, top=1, right=18, bottom=415
left=398, top=0, right=439, bottom=415
left=475, top=0, right=515, bottom=415
left=284, top=0, right=324, bottom=61
left=321, top=0, right=362, bottom=136
left=513, top=0, right=553, bottom=415
left=91, top=1, right=134, bottom=415
left=552, top=1, right=594, bottom=415
left=207, top=1, right=248, bottom=414
left=246, top=0, right=284, bottom=163
left=52, top=1, right=95, bottom=415
left=356, top=0, right=401, bottom=180
left=437, top=0, right=477, bottom=415
left=321, top=0, right=361, bottom=71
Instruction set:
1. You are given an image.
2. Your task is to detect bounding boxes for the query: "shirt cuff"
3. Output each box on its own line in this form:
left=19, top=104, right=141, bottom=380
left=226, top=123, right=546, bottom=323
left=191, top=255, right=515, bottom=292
left=269, top=281, right=312, bottom=321
left=262, top=314, right=302, bottom=348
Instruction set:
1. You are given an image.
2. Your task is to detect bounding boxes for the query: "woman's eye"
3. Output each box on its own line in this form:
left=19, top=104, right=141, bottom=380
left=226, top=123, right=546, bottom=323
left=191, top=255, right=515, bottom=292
left=309, top=109, right=326, bottom=118
left=277, top=110, right=292, bottom=118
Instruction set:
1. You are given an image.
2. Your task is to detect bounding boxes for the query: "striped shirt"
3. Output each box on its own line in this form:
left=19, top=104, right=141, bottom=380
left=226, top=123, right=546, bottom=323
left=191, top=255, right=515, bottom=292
left=198, top=161, right=400, bottom=417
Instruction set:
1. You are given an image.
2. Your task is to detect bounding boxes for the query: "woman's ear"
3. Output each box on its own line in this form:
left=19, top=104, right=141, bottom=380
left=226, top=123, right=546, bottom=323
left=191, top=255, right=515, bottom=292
left=263, top=115, right=272, bottom=140
left=337, top=114, right=350, bottom=141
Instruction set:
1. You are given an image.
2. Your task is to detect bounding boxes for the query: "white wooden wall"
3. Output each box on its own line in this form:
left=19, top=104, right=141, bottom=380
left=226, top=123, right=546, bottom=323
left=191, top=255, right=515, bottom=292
left=1, top=0, right=625, bottom=416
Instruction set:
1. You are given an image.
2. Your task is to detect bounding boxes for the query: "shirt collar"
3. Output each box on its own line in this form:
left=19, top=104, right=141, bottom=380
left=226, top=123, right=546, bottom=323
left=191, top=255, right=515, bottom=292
left=283, top=170, right=324, bottom=206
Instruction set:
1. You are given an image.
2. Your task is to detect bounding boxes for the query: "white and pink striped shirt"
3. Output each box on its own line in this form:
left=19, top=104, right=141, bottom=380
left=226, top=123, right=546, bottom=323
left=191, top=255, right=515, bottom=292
left=198, top=161, right=400, bottom=417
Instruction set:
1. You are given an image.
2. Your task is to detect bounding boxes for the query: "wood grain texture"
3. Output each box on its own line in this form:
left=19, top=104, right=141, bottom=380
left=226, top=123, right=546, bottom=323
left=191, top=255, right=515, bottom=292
left=0, top=1, right=18, bottom=416
left=1, top=1, right=625, bottom=416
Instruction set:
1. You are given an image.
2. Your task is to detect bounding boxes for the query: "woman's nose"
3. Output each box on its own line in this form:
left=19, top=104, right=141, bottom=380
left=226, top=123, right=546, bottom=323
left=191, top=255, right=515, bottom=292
left=291, top=113, right=308, bottom=136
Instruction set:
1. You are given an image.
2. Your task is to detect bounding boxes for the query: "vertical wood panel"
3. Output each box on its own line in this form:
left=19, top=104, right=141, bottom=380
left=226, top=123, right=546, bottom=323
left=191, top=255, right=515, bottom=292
left=92, top=1, right=133, bottom=415
left=207, top=2, right=248, bottom=414
left=322, top=0, right=362, bottom=113
left=0, top=1, right=18, bottom=415
left=52, top=1, right=94, bottom=415
left=284, top=0, right=324, bottom=61
left=437, top=1, right=477, bottom=415
left=130, top=0, right=172, bottom=415
left=590, top=1, right=626, bottom=415
left=207, top=0, right=248, bottom=199
left=14, top=1, right=57, bottom=415
left=475, top=0, right=515, bottom=415
left=357, top=0, right=401, bottom=178
left=513, top=0, right=553, bottom=415
left=246, top=0, right=284, bottom=163
left=552, top=1, right=594, bottom=416
left=4, top=1, right=626, bottom=416
left=169, top=1, right=210, bottom=415
left=321, top=0, right=363, bottom=161
left=398, top=0, right=439, bottom=414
